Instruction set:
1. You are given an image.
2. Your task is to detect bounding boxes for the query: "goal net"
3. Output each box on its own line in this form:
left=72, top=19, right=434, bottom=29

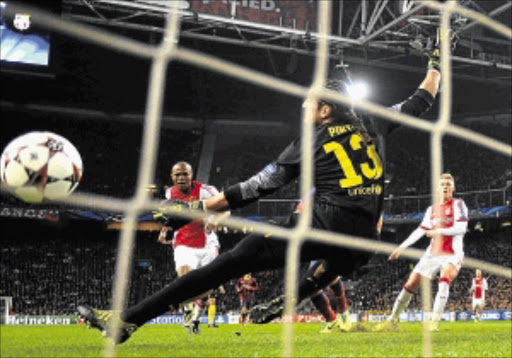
left=2, top=1, right=510, bottom=357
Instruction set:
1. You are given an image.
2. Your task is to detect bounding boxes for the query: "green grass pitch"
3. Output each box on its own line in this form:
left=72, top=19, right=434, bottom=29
left=1, top=321, right=511, bottom=357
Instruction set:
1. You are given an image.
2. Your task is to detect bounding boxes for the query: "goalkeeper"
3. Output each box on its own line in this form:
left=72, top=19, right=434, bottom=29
left=78, top=31, right=447, bottom=344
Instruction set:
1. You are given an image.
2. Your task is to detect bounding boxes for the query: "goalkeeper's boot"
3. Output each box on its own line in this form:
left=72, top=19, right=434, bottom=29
left=77, top=305, right=138, bottom=344
left=320, top=320, right=337, bottom=334
left=249, top=295, right=285, bottom=324
left=372, top=317, right=398, bottom=332
left=189, top=320, right=201, bottom=335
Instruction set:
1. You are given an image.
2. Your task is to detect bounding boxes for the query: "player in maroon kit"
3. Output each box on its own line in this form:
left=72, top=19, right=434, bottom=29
left=157, top=162, right=229, bottom=334
left=236, top=273, right=259, bottom=325
left=470, top=269, right=488, bottom=323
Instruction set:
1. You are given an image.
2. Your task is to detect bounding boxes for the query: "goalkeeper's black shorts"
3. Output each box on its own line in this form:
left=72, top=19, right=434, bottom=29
left=227, top=199, right=376, bottom=277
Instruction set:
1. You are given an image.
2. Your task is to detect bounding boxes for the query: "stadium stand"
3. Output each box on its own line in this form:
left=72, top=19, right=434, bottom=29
left=1, top=215, right=510, bottom=316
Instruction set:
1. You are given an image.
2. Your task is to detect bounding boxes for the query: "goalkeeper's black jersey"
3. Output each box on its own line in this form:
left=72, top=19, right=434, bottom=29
left=277, top=118, right=384, bottom=218
left=224, top=89, right=434, bottom=218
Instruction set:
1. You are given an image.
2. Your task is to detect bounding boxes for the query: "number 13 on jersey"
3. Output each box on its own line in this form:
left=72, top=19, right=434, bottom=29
left=323, top=133, right=383, bottom=189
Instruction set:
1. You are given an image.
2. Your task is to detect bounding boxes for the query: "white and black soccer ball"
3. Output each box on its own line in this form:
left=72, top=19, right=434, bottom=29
left=0, top=131, right=83, bottom=203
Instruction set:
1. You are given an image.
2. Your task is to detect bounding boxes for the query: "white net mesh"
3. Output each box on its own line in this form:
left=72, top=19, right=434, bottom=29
left=3, top=1, right=511, bottom=357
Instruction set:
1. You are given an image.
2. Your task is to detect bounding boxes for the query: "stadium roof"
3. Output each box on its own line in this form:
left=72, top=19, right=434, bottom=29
left=1, top=0, right=510, bottom=124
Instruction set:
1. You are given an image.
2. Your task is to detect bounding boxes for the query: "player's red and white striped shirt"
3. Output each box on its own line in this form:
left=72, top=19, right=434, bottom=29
left=419, top=198, right=468, bottom=256
left=471, top=277, right=488, bottom=300
left=165, top=181, right=219, bottom=249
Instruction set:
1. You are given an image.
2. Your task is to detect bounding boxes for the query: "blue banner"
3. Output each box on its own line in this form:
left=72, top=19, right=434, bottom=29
left=456, top=310, right=511, bottom=321
left=147, top=314, right=231, bottom=325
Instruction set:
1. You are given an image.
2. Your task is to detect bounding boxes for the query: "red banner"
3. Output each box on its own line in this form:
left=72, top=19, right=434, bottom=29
left=272, top=313, right=324, bottom=324
left=188, top=0, right=317, bottom=31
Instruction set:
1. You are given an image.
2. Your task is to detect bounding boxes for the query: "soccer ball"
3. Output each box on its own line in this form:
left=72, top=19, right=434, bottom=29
left=1, top=131, right=83, bottom=203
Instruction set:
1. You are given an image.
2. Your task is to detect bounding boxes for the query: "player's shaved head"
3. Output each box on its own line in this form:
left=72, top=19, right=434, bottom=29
left=172, top=161, right=192, bottom=175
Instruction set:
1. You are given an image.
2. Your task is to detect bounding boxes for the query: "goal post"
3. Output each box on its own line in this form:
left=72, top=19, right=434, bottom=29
left=0, top=296, right=13, bottom=324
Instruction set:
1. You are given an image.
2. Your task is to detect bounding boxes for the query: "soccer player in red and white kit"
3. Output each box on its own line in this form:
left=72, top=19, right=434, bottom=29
left=236, top=273, right=259, bottom=325
left=157, top=162, right=229, bottom=334
left=470, top=269, right=488, bottom=323
left=375, top=173, right=468, bottom=331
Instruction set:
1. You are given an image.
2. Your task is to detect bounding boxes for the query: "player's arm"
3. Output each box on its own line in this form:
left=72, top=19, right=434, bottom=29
left=376, top=214, right=383, bottom=235
left=157, top=226, right=173, bottom=245
left=425, top=220, right=468, bottom=237
left=389, top=207, right=432, bottom=260
left=389, top=227, right=426, bottom=260
left=205, top=210, right=231, bottom=234
left=387, top=27, right=458, bottom=122
left=388, top=75, right=438, bottom=119
left=205, top=162, right=299, bottom=211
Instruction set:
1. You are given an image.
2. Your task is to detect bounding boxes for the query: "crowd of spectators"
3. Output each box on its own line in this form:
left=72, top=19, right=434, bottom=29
left=346, top=222, right=512, bottom=313
left=1, top=216, right=510, bottom=317
left=384, top=118, right=511, bottom=196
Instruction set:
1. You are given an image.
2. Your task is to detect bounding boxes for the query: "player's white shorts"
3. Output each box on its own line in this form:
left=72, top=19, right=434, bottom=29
left=412, top=254, right=463, bottom=279
left=472, top=298, right=485, bottom=309
left=174, top=245, right=219, bottom=271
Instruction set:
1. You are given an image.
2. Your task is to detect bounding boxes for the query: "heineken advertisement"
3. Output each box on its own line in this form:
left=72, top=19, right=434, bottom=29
left=3, top=315, right=77, bottom=325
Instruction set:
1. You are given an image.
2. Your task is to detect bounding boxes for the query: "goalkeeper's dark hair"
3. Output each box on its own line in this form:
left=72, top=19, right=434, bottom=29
left=320, top=77, right=372, bottom=145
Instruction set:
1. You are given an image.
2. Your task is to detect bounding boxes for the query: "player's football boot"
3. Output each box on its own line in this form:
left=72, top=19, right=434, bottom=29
left=189, top=320, right=201, bottom=334
left=182, top=310, right=193, bottom=328
left=77, top=305, right=138, bottom=344
left=320, top=320, right=337, bottom=334
left=343, top=311, right=353, bottom=331
left=428, top=322, right=439, bottom=331
left=372, top=318, right=398, bottom=332
left=249, top=295, right=285, bottom=324
left=337, top=311, right=352, bottom=332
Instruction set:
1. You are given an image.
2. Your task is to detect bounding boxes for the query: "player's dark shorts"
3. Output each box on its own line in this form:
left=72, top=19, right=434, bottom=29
left=227, top=199, right=375, bottom=279
left=239, top=299, right=253, bottom=309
